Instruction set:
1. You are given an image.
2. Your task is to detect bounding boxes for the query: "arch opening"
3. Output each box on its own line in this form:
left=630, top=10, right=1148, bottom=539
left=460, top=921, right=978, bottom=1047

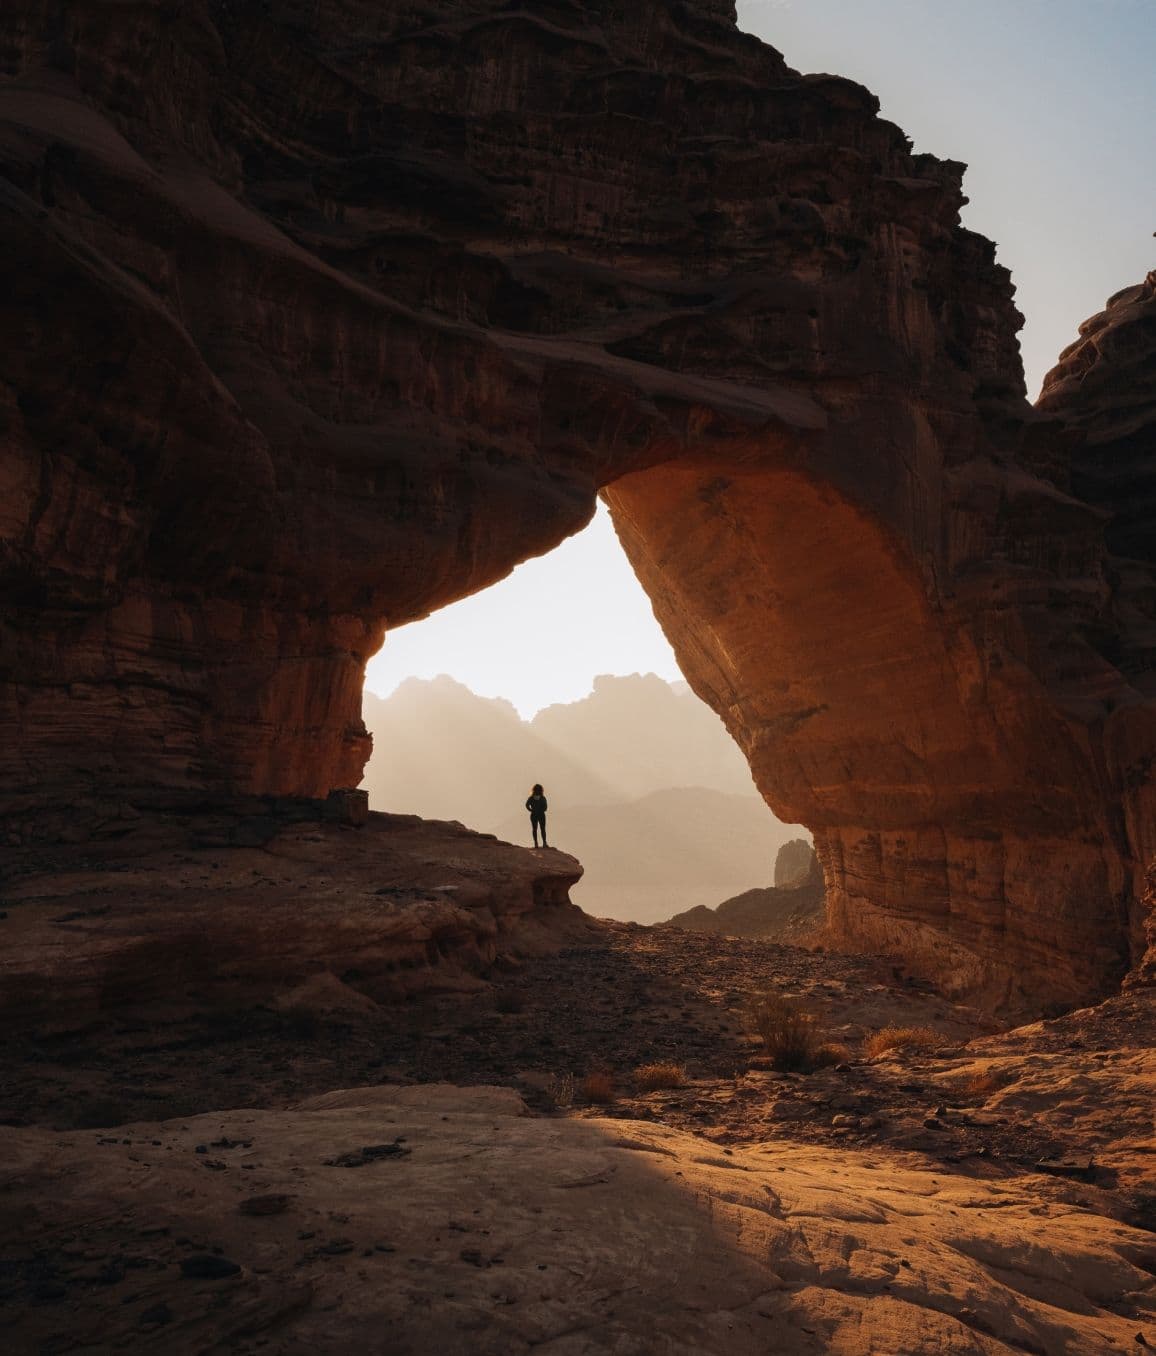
left=359, top=503, right=813, bottom=926
left=2, top=0, right=1152, bottom=1020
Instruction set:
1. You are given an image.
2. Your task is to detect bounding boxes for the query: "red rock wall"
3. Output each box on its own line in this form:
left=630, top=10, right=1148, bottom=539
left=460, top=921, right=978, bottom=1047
left=1038, top=272, right=1156, bottom=978
left=1, top=1, right=1151, bottom=1006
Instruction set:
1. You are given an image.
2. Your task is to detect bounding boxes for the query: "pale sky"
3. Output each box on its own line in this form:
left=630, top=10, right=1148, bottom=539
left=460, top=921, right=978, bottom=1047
left=367, top=503, right=684, bottom=718
left=366, top=0, right=1155, bottom=717
left=738, top=0, right=1156, bottom=398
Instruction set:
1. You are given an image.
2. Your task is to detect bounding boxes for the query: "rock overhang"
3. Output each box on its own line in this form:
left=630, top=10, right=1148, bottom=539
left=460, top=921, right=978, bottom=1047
left=1, top=0, right=1154, bottom=1009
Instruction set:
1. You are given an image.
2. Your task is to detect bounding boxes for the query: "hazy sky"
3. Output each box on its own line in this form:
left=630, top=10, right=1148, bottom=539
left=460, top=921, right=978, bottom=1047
left=367, top=1, right=1155, bottom=717
left=368, top=503, right=684, bottom=717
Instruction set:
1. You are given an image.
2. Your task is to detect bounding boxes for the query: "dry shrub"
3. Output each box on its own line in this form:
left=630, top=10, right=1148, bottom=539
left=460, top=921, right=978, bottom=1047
left=747, top=992, right=828, bottom=1073
left=956, top=1067, right=1009, bottom=1098
left=633, top=1062, right=686, bottom=1092
left=863, top=1025, right=948, bottom=1060
left=813, top=1042, right=852, bottom=1068
left=580, top=1071, right=617, bottom=1104
left=544, top=1073, right=574, bottom=1110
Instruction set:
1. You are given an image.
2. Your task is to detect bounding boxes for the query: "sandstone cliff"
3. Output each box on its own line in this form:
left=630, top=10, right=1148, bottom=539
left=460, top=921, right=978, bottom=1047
left=1038, top=272, right=1156, bottom=978
left=2, top=1, right=1154, bottom=1007
left=0, top=808, right=587, bottom=1023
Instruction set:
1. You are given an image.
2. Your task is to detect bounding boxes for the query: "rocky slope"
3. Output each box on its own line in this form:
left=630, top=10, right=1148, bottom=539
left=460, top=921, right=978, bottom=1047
left=2, top=1, right=1155, bottom=1005
left=3, top=930, right=1155, bottom=1355
left=1037, top=272, right=1156, bottom=971
left=1039, top=272, right=1156, bottom=580
left=6, top=1082, right=1154, bottom=1356
left=0, top=810, right=587, bottom=1024
left=663, top=846, right=824, bottom=940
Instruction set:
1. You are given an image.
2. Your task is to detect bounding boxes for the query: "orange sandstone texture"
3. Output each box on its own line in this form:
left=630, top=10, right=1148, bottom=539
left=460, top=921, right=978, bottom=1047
left=0, top=1, right=1152, bottom=1006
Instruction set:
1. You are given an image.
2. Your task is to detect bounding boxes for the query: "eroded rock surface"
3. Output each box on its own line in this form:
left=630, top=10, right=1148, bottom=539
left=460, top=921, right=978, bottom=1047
left=3, top=1083, right=1153, bottom=1354
left=4, top=905, right=1154, bottom=1353
left=775, top=839, right=817, bottom=889
left=2, top=2, right=1154, bottom=1005
left=1038, top=272, right=1156, bottom=974
left=0, top=812, right=586, bottom=1023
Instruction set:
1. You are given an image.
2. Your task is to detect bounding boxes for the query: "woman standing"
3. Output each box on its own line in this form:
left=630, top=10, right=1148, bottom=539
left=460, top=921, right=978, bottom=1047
left=525, top=783, right=548, bottom=848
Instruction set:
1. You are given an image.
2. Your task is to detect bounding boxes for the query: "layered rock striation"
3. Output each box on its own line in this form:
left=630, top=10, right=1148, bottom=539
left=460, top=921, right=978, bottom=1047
left=0, top=809, right=587, bottom=1023
left=2, top=1, right=1154, bottom=1005
left=1038, top=273, right=1156, bottom=976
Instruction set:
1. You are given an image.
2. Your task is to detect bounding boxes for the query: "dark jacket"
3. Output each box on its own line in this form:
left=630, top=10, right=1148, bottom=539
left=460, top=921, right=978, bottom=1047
left=526, top=794, right=547, bottom=819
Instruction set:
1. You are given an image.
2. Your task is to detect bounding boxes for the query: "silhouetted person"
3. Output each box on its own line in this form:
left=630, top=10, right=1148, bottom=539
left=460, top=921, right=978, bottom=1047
left=526, top=783, right=548, bottom=848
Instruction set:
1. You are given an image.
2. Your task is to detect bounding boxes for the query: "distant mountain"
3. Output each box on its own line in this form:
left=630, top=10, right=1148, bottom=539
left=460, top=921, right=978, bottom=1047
left=531, top=673, right=756, bottom=798
left=490, top=787, right=801, bottom=925
left=361, top=677, right=622, bottom=829
left=360, top=672, right=808, bottom=924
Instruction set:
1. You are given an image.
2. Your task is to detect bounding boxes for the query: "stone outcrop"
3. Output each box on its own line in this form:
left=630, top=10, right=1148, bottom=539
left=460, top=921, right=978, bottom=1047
left=1123, top=853, right=1156, bottom=990
left=665, top=852, right=824, bottom=940
left=0, top=811, right=587, bottom=1023
left=2, top=1, right=1155, bottom=1006
left=1037, top=272, right=1156, bottom=979
left=1039, top=273, right=1156, bottom=574
left=4, top=1083, right=1155, bottom=1353
left=775, top=838, right=816, bottom=888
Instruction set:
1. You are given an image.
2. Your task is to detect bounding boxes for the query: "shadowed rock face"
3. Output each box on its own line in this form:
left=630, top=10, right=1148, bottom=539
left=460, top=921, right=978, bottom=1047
left=1, top=1, right=1153, bottom=1006
left=1037, top=272, right=1156, bottom=978
left=1040, top=273, right=1156, bottom=573
left=775, top=839, right=815, bottom=889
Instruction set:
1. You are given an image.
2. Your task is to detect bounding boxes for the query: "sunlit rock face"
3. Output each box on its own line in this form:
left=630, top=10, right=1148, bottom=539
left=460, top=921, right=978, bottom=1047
left=1, top=1, right=1152, bottom=1005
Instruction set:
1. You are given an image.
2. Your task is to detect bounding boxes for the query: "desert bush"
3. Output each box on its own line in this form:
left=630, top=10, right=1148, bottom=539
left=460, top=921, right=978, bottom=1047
left=633, top=1062, right=686, bottom=1092
left=813, top=1042, right=852, bottom=1068
left=863, top=1025, right=948, bottom=1060
left=580, top=1071, right=617, bottom=1104
left=544, top=1073, right=574, bottom=1110
left=746, top=991, right=828, bottom=1073
left=955, top=1067, right=1010, bottom=1097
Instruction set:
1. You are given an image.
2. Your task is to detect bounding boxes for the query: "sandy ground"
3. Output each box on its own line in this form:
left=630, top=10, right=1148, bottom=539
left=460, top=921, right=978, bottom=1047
left=2, top=1081, right=1154, bottom=1355
left=2, top=918, right=1155, bottom=1352
left=2, top=923, right=988, bottom=1132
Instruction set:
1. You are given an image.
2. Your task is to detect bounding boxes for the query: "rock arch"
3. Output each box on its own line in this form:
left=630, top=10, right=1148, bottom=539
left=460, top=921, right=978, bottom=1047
left=2, top=0, right=1152, bottom=1007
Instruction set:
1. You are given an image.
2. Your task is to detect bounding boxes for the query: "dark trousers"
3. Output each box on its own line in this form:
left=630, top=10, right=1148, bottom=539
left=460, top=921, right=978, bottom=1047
left=531, top=815, right=547, bottom=845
